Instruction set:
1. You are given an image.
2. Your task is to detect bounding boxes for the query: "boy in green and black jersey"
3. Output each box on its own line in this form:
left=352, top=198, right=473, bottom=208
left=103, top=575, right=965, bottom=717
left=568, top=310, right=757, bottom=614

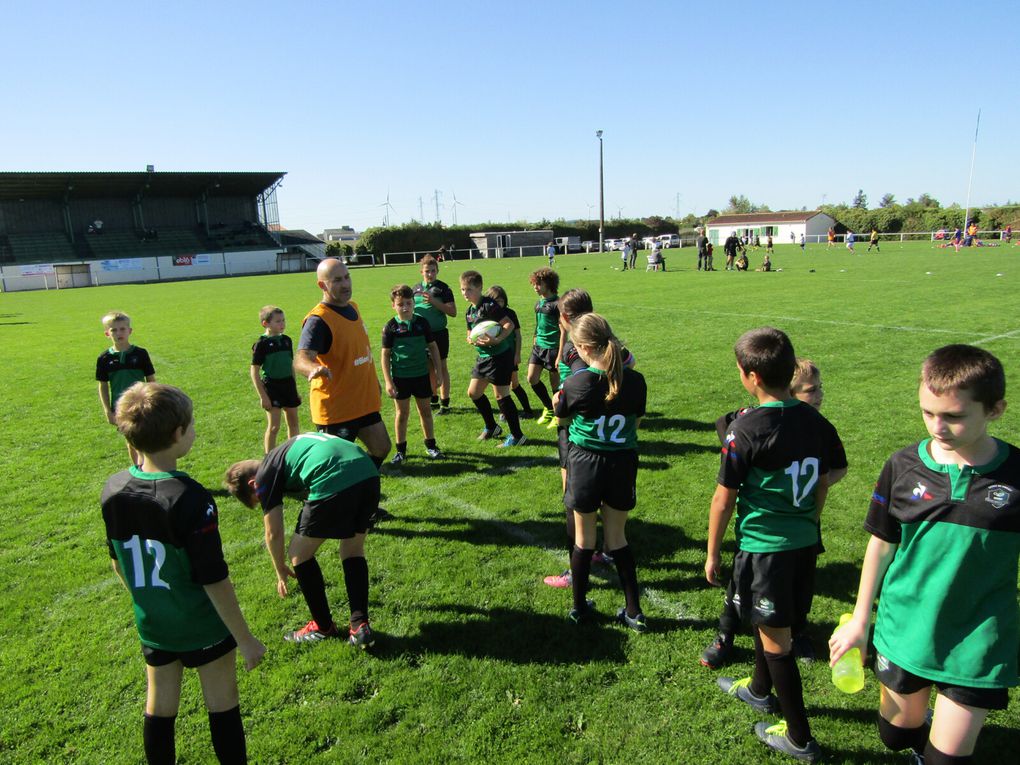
left=250, top=305, right=301, bottom=454
left=706, top=327, right=835, bottom=763
left=224, top=432, right=381, bottom=648
left=381, top=284, right=443, bottom=464
left=412, top=255, right=457, bottom=413
left=460, top=270, right=525, bottom=447
left=102, top=383, right=264, bottom=764
left=526, top=267, right=561, bottom=426
left=830, top=345, right=1019, bottom=765
left=96, top=310, right=156, bottom=465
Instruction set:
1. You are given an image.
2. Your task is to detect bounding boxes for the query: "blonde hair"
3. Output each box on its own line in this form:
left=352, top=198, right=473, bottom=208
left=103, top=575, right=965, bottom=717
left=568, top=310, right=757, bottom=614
left=115, top=383, right=192, bottom=454
left=570, top=313, right=624, bottom=401
left=101, top=311, right=130, bottom=329
left=791, top=358, right=819, bottom=391
left=259, top=305, right=284, bottom=324
left=223, top=459, right=263, bottom=508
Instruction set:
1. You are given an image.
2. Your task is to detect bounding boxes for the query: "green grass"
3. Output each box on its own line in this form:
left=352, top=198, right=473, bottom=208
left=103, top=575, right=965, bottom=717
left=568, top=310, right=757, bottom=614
left=1, top=241, right=1017, bottom=764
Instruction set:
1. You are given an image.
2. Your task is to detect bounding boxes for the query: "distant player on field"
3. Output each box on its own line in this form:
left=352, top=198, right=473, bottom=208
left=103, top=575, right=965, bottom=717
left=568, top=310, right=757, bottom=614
left=103, top=383, right=264, bottom=764
left=250, top=305, right=301, bottom=453
left=830, top=345, right=1019, bottom=765
left=96, top=310, right=156, bottom=466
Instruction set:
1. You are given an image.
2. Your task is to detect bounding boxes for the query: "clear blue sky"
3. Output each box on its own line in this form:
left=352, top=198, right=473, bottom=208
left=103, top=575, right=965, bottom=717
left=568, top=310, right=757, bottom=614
left=3, top=1, right=1017, bottom=233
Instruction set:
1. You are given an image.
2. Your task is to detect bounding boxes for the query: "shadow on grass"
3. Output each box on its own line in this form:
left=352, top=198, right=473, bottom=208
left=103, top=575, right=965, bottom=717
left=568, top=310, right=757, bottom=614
left=640, top=439, right=719, bottom=459
left=813, top=560, right=864, bottom=603
left=640, top=413, right=718, bottom=434
left=374, top=604, right=629, bottom=665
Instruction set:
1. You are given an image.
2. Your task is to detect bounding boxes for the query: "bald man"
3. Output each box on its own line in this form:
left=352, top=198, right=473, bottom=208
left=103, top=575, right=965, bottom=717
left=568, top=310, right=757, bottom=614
left=295, top=258, right=392, bottom=467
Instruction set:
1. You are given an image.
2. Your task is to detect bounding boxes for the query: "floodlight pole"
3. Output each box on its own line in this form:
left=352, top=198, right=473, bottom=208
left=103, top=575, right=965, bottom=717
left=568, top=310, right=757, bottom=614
left=597, top=130, right=604, bottom=253
left=962, top=108, right=981, bottom=234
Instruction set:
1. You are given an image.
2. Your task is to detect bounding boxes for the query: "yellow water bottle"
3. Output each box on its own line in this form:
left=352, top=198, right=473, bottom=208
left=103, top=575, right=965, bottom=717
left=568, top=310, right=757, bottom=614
left=831, top=613, right=865, bottom=694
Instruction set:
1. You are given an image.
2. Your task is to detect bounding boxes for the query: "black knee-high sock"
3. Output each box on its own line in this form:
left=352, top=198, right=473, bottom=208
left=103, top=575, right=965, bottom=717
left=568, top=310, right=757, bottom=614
left=497, top=396, right=523, bottom=438
left=395, top=441, right=407, bottom=455
left=530, top=380, right=553, bottom=410
left=512, top=384, right=532, bottom=413
left=143, top=714, right=176, bottom=765
left=610, top=545, right=641, bottom=617
left=923, top=744, right=971, bottom=764
left=471, top=395, right=498, bottom=430
left=569, top=545, right=594, bottom=611
left=208, top=706, right=247, bottom=764
left=564, top=507, right=575, bottom=552
left=342, top=556, right=369, bottom=627
left=749, top=629, right=773, bottom=697
left=878, top=715, right=930, bottom=753
left=370, top=455, right=384, bottom=470
left=293, top=558, right=333, bottom=630
left=765, top=649, right=811, bottom=748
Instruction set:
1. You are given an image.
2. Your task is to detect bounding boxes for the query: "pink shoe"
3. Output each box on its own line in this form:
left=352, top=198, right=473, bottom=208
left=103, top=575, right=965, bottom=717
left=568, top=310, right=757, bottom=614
left=592, top=551, right=615, bottom=566
left=543, top=570, right=572, bottom=588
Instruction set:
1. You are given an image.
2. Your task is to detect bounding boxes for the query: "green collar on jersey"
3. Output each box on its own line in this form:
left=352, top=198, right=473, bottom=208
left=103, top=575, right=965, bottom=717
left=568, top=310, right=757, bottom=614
left=108, top=344, right=135, bottom=355
left=129, top=465, right=187, bottom=481
left=393, top=317, right=413, bottom=328
left=916, top=438, right=1008, bottom=502
left=757, top=398, right=801, bottom=409
left=586, top=366, right=606, bottom=375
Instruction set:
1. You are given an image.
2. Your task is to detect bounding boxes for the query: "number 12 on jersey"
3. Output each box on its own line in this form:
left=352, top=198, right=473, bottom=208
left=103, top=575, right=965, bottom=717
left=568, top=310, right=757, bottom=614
left=784, top=458, right=820, bottom=507
left=121, top=535, right=171, bottom=590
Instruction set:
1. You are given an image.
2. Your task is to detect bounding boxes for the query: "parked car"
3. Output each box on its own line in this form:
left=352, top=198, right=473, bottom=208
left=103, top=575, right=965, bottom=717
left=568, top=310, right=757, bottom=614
left=657, top=233, right=681, bottom=248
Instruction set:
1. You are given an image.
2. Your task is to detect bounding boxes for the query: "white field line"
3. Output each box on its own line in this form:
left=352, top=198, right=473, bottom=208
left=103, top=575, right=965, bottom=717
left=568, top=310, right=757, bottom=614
left=600, top=303, right=969, bottom=337
left=392, top=463, right=701, bottom=622
left=971, top=327, right=1020, bottom=345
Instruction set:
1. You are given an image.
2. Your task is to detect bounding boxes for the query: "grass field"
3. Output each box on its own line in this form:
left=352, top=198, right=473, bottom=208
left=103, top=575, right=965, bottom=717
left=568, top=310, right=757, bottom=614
left=1, top=241, right=1018, bottom=764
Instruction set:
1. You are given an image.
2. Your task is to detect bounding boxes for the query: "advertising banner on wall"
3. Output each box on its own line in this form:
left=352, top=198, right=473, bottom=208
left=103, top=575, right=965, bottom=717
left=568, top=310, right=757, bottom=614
left=19, top=264, right=55, bottom=276
left=173, top=254, right=211, bottom=266
left=99, top=259, right=143, bottom=271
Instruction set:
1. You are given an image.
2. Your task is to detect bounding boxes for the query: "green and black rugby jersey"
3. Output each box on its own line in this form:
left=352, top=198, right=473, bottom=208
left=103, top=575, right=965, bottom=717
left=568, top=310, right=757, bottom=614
left=555, top=367, right=646, bottom=451
left=504, top=306, right=521, bottom=332
left=465, top=296, right=514, bottom=358
left=867, top=439, right=1020, bottom=688
left=255, top=432, right=378, bottom=512
left=251, top=333, right=295, bottom=381
left=381, top=315, right=434, bottom=378
left=413, top=279, right=455, bottom=331
left=96, top=345, right=155, bottom=407
left=718, top=400, right=837, bottom=553
left=558, top=340, right=635, bottom=384
left=101, top=467, right=230, bottom=652
left=533, top=296, right=560, bottom=350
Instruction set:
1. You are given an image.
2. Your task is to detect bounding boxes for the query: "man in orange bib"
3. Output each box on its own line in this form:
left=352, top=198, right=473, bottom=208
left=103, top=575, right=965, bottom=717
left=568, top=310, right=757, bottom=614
left=295, top=258, right=392, bottom=468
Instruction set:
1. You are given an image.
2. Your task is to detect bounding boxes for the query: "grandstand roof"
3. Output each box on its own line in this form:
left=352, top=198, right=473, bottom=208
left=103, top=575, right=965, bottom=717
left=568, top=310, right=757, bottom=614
left=706, top=211, right=826, bottom=226
left=0, top=171, right=285, bottom=201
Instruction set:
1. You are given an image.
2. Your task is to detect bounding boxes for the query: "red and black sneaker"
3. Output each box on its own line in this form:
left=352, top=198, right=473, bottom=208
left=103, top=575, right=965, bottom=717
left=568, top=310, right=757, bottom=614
left=348, top=621, right=376, bottom=649
left=284, top=619, right=340, bottom=643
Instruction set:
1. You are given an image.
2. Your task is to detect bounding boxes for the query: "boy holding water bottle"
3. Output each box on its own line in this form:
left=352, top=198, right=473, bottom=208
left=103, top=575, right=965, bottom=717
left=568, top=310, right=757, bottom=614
left=829, top=345, right=1019, bottom=765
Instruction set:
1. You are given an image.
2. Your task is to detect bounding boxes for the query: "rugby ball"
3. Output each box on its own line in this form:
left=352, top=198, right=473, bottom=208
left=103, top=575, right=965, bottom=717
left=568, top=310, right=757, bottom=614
left=469, top=320, right=500, bottom=342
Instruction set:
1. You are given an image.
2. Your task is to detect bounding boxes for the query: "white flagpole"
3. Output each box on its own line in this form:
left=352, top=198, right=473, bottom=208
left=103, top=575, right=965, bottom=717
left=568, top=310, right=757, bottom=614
left=962, top=109, right=981, bottom=234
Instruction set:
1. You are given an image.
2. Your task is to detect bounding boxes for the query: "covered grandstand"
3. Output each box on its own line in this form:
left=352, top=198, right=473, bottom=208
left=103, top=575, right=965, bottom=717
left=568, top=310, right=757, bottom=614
left=0, top=170, right=285, bottom=265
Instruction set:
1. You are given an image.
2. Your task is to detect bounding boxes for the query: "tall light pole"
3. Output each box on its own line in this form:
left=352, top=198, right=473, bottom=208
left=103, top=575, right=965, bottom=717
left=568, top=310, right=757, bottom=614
left=596, top=130, right=604, bottom=253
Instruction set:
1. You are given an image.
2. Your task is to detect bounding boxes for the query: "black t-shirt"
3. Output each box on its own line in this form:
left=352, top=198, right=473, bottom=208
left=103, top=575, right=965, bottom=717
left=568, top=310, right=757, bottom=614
left=298, top=303, right=361, bottom=354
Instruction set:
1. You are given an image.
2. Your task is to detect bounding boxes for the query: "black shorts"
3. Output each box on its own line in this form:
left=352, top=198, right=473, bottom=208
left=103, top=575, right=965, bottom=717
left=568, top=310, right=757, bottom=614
left=430, top=328, right=450, bottom=360
left=874, top=652, right=1009, bottom=711
left=296, top=476, right=381, bottom=539
left=528, top=346, right=558, bottom=372
left=471, top=349, right=514, bottom=387
left=263, top=376, right=301, bottom=409
left=563, top=444, right=637, bottom=513
left=557, top=425, right=570, bottom=469
left=727, top=546, right=816, bottom=628
left=142, top=634, right=236, bottom=668
left=317, top=411, right=383, bottom=442
left=394, top=374, right=432, bottom=401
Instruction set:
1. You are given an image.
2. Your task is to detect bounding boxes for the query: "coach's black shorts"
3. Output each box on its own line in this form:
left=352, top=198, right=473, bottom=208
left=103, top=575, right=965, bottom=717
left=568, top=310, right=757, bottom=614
left=528, top=346, right=558, bottom=372
left=142, top=634, right=236, bottom=668
left=296, top=475, right=381, bottom=539
left=263, top=376, right=301, bottom=409
left=430, top=328, right=450, bottom=360
left=727, top=546, right=816, bottom=628
left=563, top=444, right=637, bottom=513
left=317, top=411, right=383, bottom=442
left=393, top=374, right=432, bottom=401
left=471, top=349, right=514, bottom=387
left=874, top=652, right=1009, bottom=710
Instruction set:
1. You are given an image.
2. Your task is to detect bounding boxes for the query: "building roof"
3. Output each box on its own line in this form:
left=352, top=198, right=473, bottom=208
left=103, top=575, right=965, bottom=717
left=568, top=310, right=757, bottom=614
left=706, top=211, right=826, bottom=226
left=278, top=229, right=324, bottom=245
left=0, top=171, right=285, bottom=201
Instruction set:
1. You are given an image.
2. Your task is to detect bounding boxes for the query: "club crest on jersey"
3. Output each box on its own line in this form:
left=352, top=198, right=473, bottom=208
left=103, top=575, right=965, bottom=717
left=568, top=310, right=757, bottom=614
left=754, top=597, right=775, bottom=617
left=875, top=653, right=890, bottom=672
left=911, top=482, right=934, bottom=501
left=985, top=484, right=1013, bottom=510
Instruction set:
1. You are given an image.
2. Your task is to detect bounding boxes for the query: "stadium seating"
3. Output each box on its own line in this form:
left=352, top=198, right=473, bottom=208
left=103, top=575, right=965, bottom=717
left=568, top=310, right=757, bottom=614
left=82, top=227, right=211, bottom=260
left=6, top=232, right=77, bottom=263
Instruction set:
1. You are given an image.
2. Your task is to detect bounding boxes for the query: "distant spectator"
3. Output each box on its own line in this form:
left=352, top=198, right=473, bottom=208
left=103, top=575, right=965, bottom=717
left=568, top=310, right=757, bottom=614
left=724, top=232, right=744, bottom=271
left=756, top=253, right=772, bottom=272
left=800, top=233, right=806, bottom=251
left=827, top=227, right=836, bottom=249
left=696, top=229, right=710, bottom=271
left=629, top=233, right=639, bottom=270
left=846, top=230, right=856, bottom=252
